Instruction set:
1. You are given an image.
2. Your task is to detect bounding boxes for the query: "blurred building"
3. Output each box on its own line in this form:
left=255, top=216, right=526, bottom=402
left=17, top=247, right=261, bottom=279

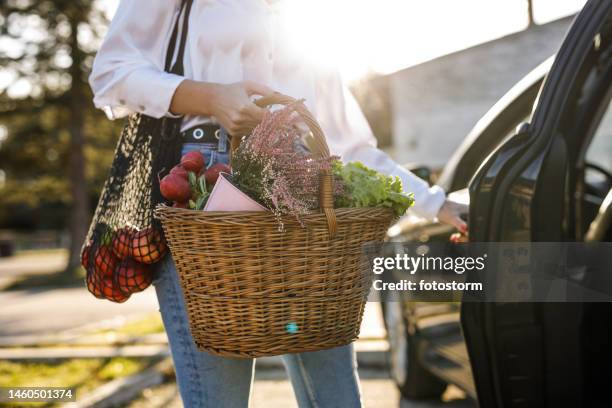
left=371, top=17, right=573, bottom=169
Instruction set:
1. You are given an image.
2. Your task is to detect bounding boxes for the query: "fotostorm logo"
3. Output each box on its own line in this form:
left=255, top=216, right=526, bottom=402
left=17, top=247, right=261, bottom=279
left=371, top=253, right=487, bottom=275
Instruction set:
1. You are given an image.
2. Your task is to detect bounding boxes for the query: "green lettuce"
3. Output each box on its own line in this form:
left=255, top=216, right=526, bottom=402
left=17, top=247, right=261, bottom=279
left=332, top=161, right=414, bottom=216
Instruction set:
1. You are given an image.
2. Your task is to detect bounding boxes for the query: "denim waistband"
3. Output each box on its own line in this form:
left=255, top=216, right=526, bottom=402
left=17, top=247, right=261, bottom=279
left=180, top=125, right=229, bottom=154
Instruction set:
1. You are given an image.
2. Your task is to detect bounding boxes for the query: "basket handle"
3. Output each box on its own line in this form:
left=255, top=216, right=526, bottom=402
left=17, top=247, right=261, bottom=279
left=229, top=92, right=337, bottom=238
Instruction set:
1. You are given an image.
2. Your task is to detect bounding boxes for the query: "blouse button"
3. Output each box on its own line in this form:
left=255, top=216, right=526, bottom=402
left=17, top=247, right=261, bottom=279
left=119, top=99, right=126, bottom=105
left=268, top=53, right=273, bottom=60
left=139, top=104, right=146, bottom=111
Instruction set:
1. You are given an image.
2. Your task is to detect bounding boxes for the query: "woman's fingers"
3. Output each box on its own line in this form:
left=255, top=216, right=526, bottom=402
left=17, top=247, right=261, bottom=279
left=243, top=80, right=274, bottom=97
left=226, top=104, right=264, bottom=136
left=244, top=102, right=265, bottom=122
left=437, top=200, right=468, bottom=234
left=450, top=215, right=468, bottom=234
left=441, top=211, right=467, bottom=232
left=442, top=204, right=468, bottom=243
left=450, top=232, right=469, bottom=243
left=209, top=81, right=276, bottom=136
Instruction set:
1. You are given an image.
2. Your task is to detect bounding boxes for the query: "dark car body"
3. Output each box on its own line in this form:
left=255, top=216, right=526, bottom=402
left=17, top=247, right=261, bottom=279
left=382, top=2, right=612, bottom=407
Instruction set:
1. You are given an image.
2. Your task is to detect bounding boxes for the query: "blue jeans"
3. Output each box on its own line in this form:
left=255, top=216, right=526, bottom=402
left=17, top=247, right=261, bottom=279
left=154, top=142, right=362, bottom=407
left=153, top=256, right=362, bottom=407
left=181, top=142, right=230, bottom=167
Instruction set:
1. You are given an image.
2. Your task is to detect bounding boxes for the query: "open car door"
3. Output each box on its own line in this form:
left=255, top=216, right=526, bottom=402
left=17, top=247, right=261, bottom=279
left=463, top=1, right=612, bottom=407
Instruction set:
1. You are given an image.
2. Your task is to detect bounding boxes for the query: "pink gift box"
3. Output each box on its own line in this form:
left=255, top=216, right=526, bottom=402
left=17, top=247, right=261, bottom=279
left=203, top=173, right=266, bottom=212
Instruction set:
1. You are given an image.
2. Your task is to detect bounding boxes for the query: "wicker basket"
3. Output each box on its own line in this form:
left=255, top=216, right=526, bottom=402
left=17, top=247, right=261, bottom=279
left=155, top=94, right=395, bottom=358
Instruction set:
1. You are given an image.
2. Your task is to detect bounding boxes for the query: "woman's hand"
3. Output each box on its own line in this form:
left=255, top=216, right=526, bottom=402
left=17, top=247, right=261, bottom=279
left=207, top=81, right=274, bottom=136
left=437, top=199, right=468, bottom=234
left=170, top=80, right=274, bottom=135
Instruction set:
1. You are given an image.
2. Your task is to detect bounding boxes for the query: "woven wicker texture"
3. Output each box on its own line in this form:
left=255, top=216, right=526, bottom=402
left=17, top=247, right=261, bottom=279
left=156, top=94, right=395, bottom=357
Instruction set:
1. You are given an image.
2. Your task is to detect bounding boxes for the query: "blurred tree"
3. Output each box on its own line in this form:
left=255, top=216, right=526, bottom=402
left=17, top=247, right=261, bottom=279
left=0, top=0, right=121, bottom=270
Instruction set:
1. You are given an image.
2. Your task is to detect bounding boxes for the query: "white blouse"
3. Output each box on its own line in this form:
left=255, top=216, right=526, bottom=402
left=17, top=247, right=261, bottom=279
left=89, top=0, right=446, bottom=219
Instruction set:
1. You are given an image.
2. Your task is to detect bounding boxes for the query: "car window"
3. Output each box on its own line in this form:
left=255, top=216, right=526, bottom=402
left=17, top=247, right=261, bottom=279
left=585, top=100, right=612, bottom=182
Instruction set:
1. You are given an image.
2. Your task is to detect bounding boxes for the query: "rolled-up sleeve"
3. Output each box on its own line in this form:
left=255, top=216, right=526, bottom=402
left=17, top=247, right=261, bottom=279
left=313, top=70, right=446, bottom=220
left=89, top=0, right=185, bottom=119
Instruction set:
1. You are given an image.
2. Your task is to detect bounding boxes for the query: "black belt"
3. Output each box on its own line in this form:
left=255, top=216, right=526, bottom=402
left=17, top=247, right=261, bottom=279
left=181, top=124, right=222, bottom=144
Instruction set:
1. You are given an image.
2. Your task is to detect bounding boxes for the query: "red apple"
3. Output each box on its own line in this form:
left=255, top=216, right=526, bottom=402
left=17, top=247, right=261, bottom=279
left=81, top=242, right=93, bottom=269
left=86, top=273, right=104, bottom=298
left=131, top=227, right=167, bottom=264
left=170, top=165, right=188, bottom=180
left=160, top=173, right=191, bottom=202
left=101, top=275, right=130, bottom=303
left=94, top=245, right=119, bottom=278
left=117, top=258, right=152, bottom=293
left=181, top=151, right=205, bottom=173
left=112, top=226, right=135, bottom=260
left=204, top=163, right=231, bottom=186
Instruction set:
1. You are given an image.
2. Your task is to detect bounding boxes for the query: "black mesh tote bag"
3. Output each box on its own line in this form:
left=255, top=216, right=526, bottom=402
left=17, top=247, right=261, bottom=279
left=82, top=0, right=193, bottom=303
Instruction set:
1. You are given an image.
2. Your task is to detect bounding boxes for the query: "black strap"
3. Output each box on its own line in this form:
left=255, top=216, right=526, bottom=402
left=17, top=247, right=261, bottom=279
left=171, top=0, right=193, bottom=75
left=164, top=0, right=193, bottom=75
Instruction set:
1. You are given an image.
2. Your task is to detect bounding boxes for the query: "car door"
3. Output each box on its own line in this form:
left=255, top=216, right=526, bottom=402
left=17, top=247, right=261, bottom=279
left=382, top=54, right=552, bottom=402
left=464, top=2, right=612, bottom=407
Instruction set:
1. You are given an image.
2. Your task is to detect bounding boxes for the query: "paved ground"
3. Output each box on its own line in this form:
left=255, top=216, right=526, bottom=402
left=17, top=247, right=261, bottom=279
left=0, top=250, right=67, bottom=277
left=128, top=368, right=474, bottom=408
left=0, top=247, right=154, bottom=336
left=252, top=369, right=474, bottom=408
left=0, top=287, right=158, bottom=336
left=0, top=249, right=68, bottom=288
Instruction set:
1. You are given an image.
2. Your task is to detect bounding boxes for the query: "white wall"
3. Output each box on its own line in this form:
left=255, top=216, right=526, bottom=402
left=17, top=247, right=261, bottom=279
left=389, top=18, right=573, bottom=168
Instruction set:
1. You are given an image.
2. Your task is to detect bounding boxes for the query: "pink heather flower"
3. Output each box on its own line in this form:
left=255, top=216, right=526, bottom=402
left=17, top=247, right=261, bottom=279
left=232, top=101, right=343, bottom=228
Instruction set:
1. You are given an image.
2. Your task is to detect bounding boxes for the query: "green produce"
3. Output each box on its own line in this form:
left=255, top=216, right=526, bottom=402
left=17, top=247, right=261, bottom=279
left=332, top=161, right=414, bottom=216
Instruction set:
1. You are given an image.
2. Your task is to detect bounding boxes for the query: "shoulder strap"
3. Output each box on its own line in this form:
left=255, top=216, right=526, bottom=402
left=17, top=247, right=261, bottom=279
left=164, top=0, right=194, bottom=75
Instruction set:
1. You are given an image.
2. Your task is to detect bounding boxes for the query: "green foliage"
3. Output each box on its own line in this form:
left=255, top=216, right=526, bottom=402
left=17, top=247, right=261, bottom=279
left=0, top=357, right=147, bottom=400
left=231, top=148, right=268, bottom=205
left=97, top=358, right=143, bottom=381
left=332, top=161, right=414, bottom=216
left=96, top=313, right=165, bottom=337
left=187, top=171, right=209, bottom=210
left=0, top=0, right=121, bottom=230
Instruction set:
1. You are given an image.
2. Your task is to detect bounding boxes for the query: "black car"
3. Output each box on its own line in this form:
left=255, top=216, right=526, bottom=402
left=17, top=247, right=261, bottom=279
left=381, top=2, right=612, bottom=407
